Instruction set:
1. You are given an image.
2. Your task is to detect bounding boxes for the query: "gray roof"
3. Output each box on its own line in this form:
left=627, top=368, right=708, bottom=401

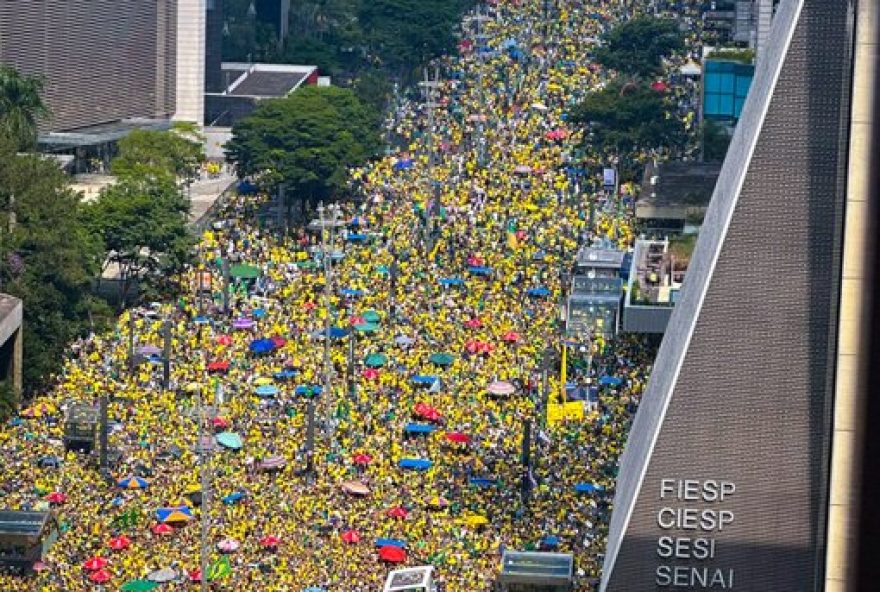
left=0, top=511, right=51, bottom=538
left=229, top=70, right=309, bottom=98
left=638, top=160, right=722, bottom=209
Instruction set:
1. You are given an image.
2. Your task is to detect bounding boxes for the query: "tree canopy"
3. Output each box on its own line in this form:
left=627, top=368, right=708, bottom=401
left=0, top=66, right=50, bottom=150
left=0, top=139, right=105, bottom=396
left=226, top=86, right=381, bottom=205
left=112, top=124, right=205, bottom=183
left=595, top=16, right=684, bottom=78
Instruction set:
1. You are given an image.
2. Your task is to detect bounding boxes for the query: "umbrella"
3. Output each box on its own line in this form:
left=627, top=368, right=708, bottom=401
left=254, top=384, right=279, bottom=397
left=502, top=331, right=521, bottom=342
left=340, top=288, right=364, bottom=298
left=137, top=345, right=161, bottom=356
left=469, top=477, right=495, bottom=488
left=89, top=569, right=112, bottom=583
left=252, top=307, right=267, bottom=319
left=349, top=315, right=366, bottom=326
left=346, top=233, right=368, bottom=242
left=156, top=506, right=194, bottom=523
left=229, top=264, right=260, bottom=280
left=375, top=538, right=407, bottom=548
left=352, top=453, right=373, bottom=465
left=362, top=368, right=380, bottom=380
left=259, top=456, right=287, bottom=470
left=438, top=277, right=464, bottom=286
left=222, top=491, right=245, bottom=505
left=108, top=535, right=131, bottom=551
left=216, top=335, right=232, bottom=346
left=387, top=506, right=409, bottom=519
left=271, top=336, right=287, bottom=348
left=464, top=318, right=483, bottom=328
left=151, top=523, right=174, bottom=535
left=187, top=570, right=202, bottom=583
left=355, top=322, right=379, bottom=333
left=514, top=165, right=532, bottom=174
left=541, top=535, right=560, bottom=549
left=249, top=339, right=276, bottom=354
left=364, top=353, right=388, bottom=368
left=526, top=286, right=550, bottom=297
left=304, top=588, right=327, bottom=592
left=295, top=385, right=323, bottom=397
left=599, top=375, right=623, bottom=387
left=274, top=369, right=298, bottom=380
left=121, top=580, right=159, bottom=592
left=83, top=556, right=109, bottom=571
left=404, top=423, right=437, bottom=435
left=208, top=360, right=230, bottom=373
left=362, top=310, right=381, bottom=323
left=217, top=538, right=240, bottom=553
left=412, top=403, right=442, bottom=422
left=46, top=491, right=67, bottom=504
left=651, top=80, right=669, bottom=92
left=37, top=455, right=61, bottom=468
left=117, top=476, right=148, bottom=490
left=395, top=335, right=415, bottom=346
left=232, top=318, right=255, bottom=330
left=215, top=432, right=244, bottom=450
left=428, top=496, right=449, bottom=509
left=341, top=480, right=370, bottom=495
left=445, top=432, right=470, bottom=444
left=467, top=265, right=492, bottom=276
left=147, top=567, right=177, bottom=583
left=399, top=458, right=433, bottom=471
left=259, top=535, right=281, bottom=548
left=212, top=416, right=231, bottom=429
left=379, top=546, right=407, bottom=563
left=393, top=158, right=415, bottom=171
left=429, top=352, right=455, bottom=366
left=487, top=381, right=516, bottom=396
left=575, top=483, right=605, bottom=494
left=194, top=315, right=211, bottom=325
left=342, top=530, right=361, bottom=544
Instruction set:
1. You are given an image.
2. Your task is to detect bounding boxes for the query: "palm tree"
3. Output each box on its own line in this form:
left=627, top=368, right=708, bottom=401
left=0, top=66, right=50, bottom=150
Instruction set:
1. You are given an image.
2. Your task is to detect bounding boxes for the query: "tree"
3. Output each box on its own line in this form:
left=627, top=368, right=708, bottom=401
left=0, top=66, right=50, bottom=150
left=226, top=86, right=380, bottom=210
left=112, top=125, right=205, bottom=183
left=87, top=176, right=194, bottom=307
left=700, top=120, right=732, bottom=163
left=595, top=16, right=684, bottom=78
left=0, top=139, right=105, bottom=395
left=569, top=81, right=686, bottom=173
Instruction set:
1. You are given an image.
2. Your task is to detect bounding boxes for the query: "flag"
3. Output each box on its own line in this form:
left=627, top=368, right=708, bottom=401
left=207, top=556, right=232, bottom=581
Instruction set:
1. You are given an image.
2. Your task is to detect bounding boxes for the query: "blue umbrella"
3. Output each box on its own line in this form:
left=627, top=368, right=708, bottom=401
left=411, top=375, right=438, bottom=385
left=575, top=483, right=604, bottom=494
left=237, top=180, right=258, bottom=194
left=541, top=535, right=560, bottom=549
left=340, top=288, right=364, bottom=297
left=468, top=265, right=492, bottom=276
left=222, top=491, right=245, bottom=505
left=501, top=38, right=518, bottom=49
left=155, top=506, right=194, bottom=523
left=395, top=335, right=415, bottom=346
left=215, top=432, right=243, bottom=450
left=252, top=308, right=267, bottom=319
left=393, top=159, right=414, bottom=171
left=194, top=315, right=211, bottom=324
left=404, top=423, right=437, bottom=435
left=312, top=327, right=349, bottom=340
left=346, top=233, right=367, bottom=242
left=599, top=375, right=623, bottom=387
left=350, top=216, right=367, bottom=227
left=399, top=458, right=433, bottom=471
left=438, top=277, right=464, bottom=286
left=295, top=385, right=323, bottom=397
left=274, top=369, right=298, bottom=380
left=469, top=477, right=495, bottom=488
left=526, top=287, right=550, bottom=297
left=118, top=476, right=149, bottom=490
left=255, top=384, right=279, bottom=397
left=249, top=339, right=275, bottom=354
left=375, top=538, right=407, bottom=549
left=303, top=588, right=327, bottom=592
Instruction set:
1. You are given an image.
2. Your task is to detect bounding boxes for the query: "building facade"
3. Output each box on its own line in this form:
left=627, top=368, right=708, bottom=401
left=0, top=0, right=178, bottom=133
left=601, top=0, right=856, bottom=590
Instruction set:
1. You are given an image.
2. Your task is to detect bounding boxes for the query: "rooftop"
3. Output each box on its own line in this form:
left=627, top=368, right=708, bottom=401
left=0, top=511, right=51, bottom=539
left=638, top=160, right=722, bottom=210
left=212, top=63, right=318, bottom=99
left=38, top=118, right=172, bottom=148
left=575, top=246, right=626, bottom=270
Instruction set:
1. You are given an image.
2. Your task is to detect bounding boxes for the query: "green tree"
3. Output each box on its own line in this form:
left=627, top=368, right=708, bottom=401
left=226, top=86, right=380, bottom=211
left=0, top=66, right=50, bottom=150
left=112, top=125, right=205, bottom=183
left=595, top=16, right=684, bottom=78
left=87, top=177, right=194, bottom=308
left=0, top=139, right=105, bottom=395
left=569, top=81, right=686, bottom=173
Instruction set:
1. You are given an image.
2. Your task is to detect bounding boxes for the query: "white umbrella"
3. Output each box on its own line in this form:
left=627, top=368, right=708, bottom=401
left=680, top=61, right=701, bottom=77
left=487, top=381, right=516, bottom=396
left=148, top=567, right=177, bottom=582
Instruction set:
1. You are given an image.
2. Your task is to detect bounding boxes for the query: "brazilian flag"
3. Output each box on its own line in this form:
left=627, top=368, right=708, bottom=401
left=207, top=556, right=232, bottom=581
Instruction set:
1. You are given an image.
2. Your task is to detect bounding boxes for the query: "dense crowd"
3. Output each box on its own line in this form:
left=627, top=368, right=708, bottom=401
left=0, top=0, right=679, bottom=590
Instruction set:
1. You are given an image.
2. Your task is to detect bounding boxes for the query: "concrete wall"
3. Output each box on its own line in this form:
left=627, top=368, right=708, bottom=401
left=174, top=0, right=206, bottom=123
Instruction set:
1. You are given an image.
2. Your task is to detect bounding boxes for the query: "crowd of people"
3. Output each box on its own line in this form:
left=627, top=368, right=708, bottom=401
left=0, top=0, right=686, bottom=590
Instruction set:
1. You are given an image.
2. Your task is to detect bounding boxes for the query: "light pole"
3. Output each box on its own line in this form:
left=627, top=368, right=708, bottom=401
left=197, top=325, right=211, bottom=592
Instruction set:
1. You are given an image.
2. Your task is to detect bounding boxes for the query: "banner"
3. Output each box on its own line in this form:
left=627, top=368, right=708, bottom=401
left=547, top=401, right=585, bottom=425
left=602, top=167, right=616, bottom=191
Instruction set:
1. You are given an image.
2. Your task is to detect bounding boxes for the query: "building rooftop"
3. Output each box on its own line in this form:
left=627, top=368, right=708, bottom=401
left=214, top=63, right=318, bottom=99
left=0, top=511, right=51, bottom=540
left=38, top=118, right=172, bottom=148
left=575, top=246, right=626, bottom=270
left=638, top=160, right=722, bottom=211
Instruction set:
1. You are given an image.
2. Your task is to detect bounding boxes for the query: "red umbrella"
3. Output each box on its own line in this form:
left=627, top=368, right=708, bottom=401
left=89, top=569, right=112, bottom=583
left=302, top=301, right=317, bottom=310
left=341, top=530, right=361, bottom=544
left=379, top=545, right=407, bottom=563
left=466, top=255, right=484, bottom=266
left=651, top=80, right=668, bottom=92
left=362, top=368, right=380, bottom=380
left=46, top=491, right=67, bottom=504
left=464, top=318, right=483, bottom=329
left=83, top=556, right=109, bottom=571
left=108, top=535, right=131, bottom=551
left=152, top=523, right=174, bottom=535
left=207, top=360, right=230, bottom=372
left=270, top=336, right=287, bottom=348
left=216, top=335, right=232, bottom=346
left=478, top=342, right=494, bottom=354
left=349, top=315, right=366, bottom=326
left=502, top=331, right=520, bottom=343
left=387, top=506, right=409, bottom=520
left=445, top=432, right=471, bottom=444
left=259, top=535, right=281, bottom=548
left=212, top=416, right=231, bottom=429
left=465, top=340, right=480, bottom=354
left=353, top=453, right=373, bottom=465
left=188, top=569, right=202, bottom=582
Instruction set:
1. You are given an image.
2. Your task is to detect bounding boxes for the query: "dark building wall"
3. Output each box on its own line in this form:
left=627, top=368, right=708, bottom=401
left=205, top=0, right=225, bottom=93
left=0, top=0, right=177, bottom=132
left=601, top=0, right=853, bottom=590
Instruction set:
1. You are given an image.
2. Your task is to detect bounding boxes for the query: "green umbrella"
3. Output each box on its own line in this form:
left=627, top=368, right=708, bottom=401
left=229, top=264, right=260, bottom=280
left=215, top=432, right=243, bottom=450
left=121, top=581, right=160, bottom=592
left=298, top=260, right=318, bottom=270
left=355, top=322, right=379, bottom=333
left=429, top=352, right=455, bottom=366
left=364, top=353, right=388, bottom=368
left=361, top=310, right=381, bottom=323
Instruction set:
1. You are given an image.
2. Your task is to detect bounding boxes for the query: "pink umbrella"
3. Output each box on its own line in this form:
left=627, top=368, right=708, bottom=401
left=108, top=535, right=131, bottom=551
left=349, top=315, right=366, bottom=326
left=342, top=530, right=361, bottom=544
left=188, top=569, right=202, bottom=582
left=487, top=381, right=516, bottom=396
left=502, top=331, right=520, bottom=343
left=362, top=368, right=380, bottom=380
left=259, top=535, right=281, bottom=549
left=353, top=453, right=373, bottom=465
left=216, top=335, right=232, bottom=346
left=212, top=416, right=231, bottom=429
left=152, top=523, right=174, bottom=536
left=464, top=318, right=483, bottom=329
left=46, top=491, right=67, bottom=504
left=271, top=336, right=287, bottom=348
left=89, top=569, right=112, bottom=584
left=379, top=545, right=407, bottom=563
left=387, top=506, right=409, bottom=520
left=217, top=538, right=239, bottom=553
left=445, top=432, right=471, bottom=444
left=83, top=556, right=109, bottom=571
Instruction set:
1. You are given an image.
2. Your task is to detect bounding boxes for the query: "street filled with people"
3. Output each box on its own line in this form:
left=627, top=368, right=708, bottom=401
left=0, top=0, right=684, bottom=590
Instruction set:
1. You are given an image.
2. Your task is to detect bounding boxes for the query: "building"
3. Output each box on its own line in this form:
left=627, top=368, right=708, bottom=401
left=601, top=1, right=874, bottom=590
left=0, top=296, right=23, bottom=394
left=255, top=0, right=291, bottom=48
left=702, top=58, right=755, bottom=123
left=567, top=246, right=626, bottom=337
left=621, top=239, right=689, bottom=334
left=175, top=0, right=207, bottom=124
left=636, top=160, right=721, bottom=234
